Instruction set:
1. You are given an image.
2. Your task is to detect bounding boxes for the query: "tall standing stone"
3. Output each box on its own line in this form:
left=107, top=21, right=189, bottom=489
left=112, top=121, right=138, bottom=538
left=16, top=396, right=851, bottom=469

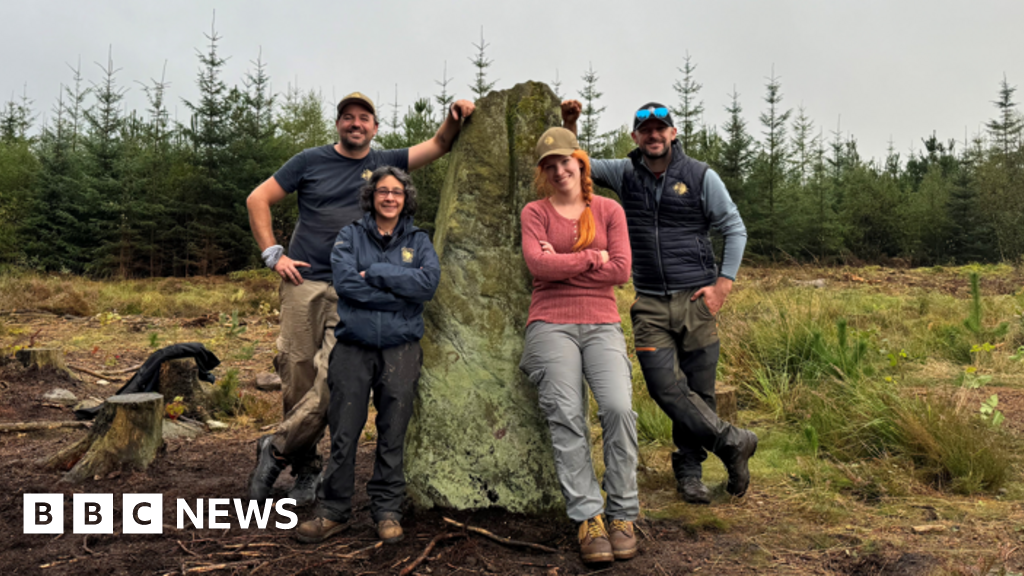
left=404, top=82, right=564, bottom=513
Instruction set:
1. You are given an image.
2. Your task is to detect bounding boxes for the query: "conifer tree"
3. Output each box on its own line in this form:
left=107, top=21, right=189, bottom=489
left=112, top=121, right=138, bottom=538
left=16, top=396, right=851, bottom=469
left=671, top=52, right=704, bottom=154
left=986, top=75, right=1023, bottom=159
left=749, top=68, right=792, bottom=255
left=551, top=69, right=563, bottom=100
left=468, top=27, right=495, bottom=99
left=578, top=63, right=607, bottom=157
left=434, top=61, right=454, bottom=124
left=715, top=87, right=753, bottom=206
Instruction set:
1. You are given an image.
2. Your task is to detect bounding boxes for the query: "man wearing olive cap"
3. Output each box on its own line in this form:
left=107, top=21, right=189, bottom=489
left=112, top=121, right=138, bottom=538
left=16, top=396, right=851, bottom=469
left=562, top=100, right=757, bottom=505
left=246, top=92, right=474, bottom=505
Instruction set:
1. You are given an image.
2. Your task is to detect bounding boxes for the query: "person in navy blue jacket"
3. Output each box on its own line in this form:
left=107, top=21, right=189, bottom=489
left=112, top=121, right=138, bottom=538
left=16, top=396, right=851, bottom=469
left=295, top=166, right=440, bottom=545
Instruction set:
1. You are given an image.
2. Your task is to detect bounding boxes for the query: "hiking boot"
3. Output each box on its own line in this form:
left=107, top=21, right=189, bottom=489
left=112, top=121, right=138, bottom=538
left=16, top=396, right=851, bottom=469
left=376, top=519, right=404, bottom=543
left=248, top=435, right=287, bottom=501
left=720, top=428, right=758, bottom=497
left=578, top=516, right=614, bottom=565
left=608, top=519, right=637, bottom=560
left=677, top=476, right=712, bottom=505
left=288, top=470, right=321, bottom=507
left=295, top=516, right=347, bottom=544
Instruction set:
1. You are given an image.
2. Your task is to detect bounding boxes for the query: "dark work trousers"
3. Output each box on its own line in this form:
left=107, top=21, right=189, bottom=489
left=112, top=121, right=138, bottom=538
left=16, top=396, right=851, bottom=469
left=630, top=289, right=742, bottom=480
left=315, top=340, right=422, bottom=524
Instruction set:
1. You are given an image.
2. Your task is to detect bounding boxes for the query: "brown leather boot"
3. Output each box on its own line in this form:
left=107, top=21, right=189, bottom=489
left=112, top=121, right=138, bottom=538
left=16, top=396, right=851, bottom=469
left=295, top=516, right=347, bottom=543
left=608, top=519, right=637, bottom=560
left=376, top=519, right=404, bottom=543
left=578, top=516, right=614, bottom=565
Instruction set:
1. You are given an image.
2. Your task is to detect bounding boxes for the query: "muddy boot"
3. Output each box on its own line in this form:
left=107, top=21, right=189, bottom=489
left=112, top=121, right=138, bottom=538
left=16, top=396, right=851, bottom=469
left=248, top=435, right=287, bottom=501
left=578, top=516, right=614, bottom=565
left=288, top=454, right=322, bottom=507
left=677, top=476, right=712, bottom=505
left=376, top=519, right=404, bottom=544
left=608, top=519, right=637, bottom=560
left=718, top=428, right=758, bottom=497
left=295, top=516, right=348, bottom=544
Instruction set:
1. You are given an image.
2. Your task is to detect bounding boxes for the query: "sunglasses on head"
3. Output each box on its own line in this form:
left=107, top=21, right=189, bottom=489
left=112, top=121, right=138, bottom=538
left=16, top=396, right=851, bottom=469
left=635, top=107, right=669, bottom=121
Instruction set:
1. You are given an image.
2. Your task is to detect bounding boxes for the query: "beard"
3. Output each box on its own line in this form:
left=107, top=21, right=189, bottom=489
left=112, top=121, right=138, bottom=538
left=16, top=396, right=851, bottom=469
left=339, top=131, right=370, bottom=152
left=642, top=141, right=670, bottom=161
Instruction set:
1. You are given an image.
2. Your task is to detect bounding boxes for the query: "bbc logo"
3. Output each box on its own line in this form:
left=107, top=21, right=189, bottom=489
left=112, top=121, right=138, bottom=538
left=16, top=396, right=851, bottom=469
left=24, top=494, right=162, bottom=535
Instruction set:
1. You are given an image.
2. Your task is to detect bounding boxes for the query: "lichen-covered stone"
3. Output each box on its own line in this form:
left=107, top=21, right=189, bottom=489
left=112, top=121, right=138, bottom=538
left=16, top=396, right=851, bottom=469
left=404, top=82, right=564, bottom=514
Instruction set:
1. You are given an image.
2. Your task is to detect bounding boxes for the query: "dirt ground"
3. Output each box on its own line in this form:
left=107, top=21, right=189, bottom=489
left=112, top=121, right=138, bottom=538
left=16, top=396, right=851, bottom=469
left=2, top=277, right=1024, bottom=575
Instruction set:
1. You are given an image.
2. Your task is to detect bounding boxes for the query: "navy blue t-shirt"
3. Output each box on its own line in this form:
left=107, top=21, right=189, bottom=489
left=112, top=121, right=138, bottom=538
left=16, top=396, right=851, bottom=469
left=273, top=145, right=409, bottom=282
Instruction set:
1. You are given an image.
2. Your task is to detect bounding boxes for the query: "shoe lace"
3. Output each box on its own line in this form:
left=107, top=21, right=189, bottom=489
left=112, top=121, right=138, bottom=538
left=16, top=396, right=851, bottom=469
left=586, top=518, right=605, bottom=539
left=610, top=519, right=631, bottom=534
left=292, top=473, right=317, bottom=491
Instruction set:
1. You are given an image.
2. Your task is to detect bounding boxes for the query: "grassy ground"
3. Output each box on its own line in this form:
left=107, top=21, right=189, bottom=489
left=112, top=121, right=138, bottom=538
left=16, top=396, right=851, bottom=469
left=2, top=264, right=1023, bottom=573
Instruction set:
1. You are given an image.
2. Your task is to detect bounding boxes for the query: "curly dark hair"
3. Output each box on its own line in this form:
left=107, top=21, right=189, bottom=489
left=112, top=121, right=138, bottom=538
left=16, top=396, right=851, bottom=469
left=359, top=166, right=418, bottom=218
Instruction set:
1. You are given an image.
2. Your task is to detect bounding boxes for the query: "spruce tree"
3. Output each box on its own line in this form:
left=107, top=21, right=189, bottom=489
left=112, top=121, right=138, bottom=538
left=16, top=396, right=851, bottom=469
left=434, top=61, right=454, bottom=124
left=986, top=75, right=1023, bottom=159
left=578, top=63, right=607, bottom=157
left=671, top=52, right=704, bottom=154
left=180, top=14, right=236, bottom=275
left=468, top=27, right=495, bottom=99
left=715, top=87, right=753, bottom=206
left=749, top=68, right=792, bottom=255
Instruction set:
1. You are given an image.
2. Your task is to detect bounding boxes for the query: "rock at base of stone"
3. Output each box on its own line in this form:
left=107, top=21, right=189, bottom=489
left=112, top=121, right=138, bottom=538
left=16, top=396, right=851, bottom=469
left=163, top=418, right=205, bottom=440
left=404, top=82, right=564, bottom=515
left=255, top=373, right=282, bottom=391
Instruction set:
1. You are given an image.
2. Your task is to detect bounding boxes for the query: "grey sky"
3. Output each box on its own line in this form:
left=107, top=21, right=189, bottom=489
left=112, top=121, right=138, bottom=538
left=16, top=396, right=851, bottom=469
left=3, top=0, right=1022, bottom=162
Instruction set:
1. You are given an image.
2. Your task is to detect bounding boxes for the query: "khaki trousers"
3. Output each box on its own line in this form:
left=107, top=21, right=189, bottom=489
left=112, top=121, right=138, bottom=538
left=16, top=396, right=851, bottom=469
left=270, top=279, right=338, bottom=470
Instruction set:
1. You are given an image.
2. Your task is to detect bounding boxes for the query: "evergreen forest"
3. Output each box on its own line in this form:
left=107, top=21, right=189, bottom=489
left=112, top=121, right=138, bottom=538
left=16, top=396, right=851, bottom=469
left=2, top=28, right=1023, bottom=278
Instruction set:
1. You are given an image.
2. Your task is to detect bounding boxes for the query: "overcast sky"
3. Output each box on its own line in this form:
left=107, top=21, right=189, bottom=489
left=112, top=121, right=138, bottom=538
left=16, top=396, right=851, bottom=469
left=3, top=0, right=1022, bottom=162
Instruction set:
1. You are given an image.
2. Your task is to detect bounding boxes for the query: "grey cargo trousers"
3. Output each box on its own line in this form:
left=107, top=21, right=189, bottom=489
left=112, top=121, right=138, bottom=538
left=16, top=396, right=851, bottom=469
left=519, top=322, right=639, bottom=522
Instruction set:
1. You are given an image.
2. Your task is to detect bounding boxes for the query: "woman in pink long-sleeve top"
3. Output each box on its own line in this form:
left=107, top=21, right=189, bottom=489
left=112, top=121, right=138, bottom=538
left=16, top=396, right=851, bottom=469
left=519, top=127, right=639, bottom=566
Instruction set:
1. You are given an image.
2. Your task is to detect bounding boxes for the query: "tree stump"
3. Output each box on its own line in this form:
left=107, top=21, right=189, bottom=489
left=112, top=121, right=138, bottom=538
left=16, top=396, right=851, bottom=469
left=16, top=348, right=73, bottom=378
left=716, top=384, right=738, bottom=424
left=159, top=358, right=210, bottom=417
left=39, top=392, right=164, bottom=483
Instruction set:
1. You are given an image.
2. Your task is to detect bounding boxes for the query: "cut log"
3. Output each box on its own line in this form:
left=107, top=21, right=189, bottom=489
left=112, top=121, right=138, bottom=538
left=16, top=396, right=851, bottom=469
left=38, top=392, right=164, bottom=483
left=158, top=359, right=210, bottom=417
left=17, top=348, right=73, bottom=377
left=716, top=384, right=738, bottom=424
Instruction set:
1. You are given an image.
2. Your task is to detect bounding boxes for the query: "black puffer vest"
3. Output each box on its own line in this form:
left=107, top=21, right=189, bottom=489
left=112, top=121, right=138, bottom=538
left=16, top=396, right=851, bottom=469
left=618, top=141, right=717, bottom=293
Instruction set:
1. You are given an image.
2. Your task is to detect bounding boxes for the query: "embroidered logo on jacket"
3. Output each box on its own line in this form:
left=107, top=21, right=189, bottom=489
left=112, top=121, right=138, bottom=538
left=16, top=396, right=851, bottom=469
left=361, top=169, right=372, bottom=181
left=673, top=182, right=688, bottom=195
left=402, top=247, right=414, bottom=263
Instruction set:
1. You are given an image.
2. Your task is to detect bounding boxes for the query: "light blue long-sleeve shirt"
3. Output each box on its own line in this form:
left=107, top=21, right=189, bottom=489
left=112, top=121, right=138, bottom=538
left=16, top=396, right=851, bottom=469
left=590, top=159, right=747, bottom=282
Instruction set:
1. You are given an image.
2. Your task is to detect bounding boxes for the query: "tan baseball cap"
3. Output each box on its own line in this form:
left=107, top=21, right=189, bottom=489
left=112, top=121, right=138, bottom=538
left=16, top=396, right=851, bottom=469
left=535, top=127, right=580, bottom=165
left=336, top=92, right=376, bottom=120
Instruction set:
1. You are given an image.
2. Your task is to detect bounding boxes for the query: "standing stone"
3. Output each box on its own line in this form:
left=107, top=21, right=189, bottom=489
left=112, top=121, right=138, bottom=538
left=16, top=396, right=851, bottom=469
left=404, top=82, right=564, bottom=514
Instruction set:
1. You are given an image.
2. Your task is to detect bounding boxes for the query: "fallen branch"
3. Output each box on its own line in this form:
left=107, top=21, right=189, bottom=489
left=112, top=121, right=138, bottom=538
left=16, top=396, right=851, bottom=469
left=67, top=364, right=125, bottom=380
left=184, top=560, right=259, bottom=574
left=333, top=541, right=383, bottom=559
left=400, top=533, right=463, bottom=576
left=177, top=540, right=199, bottom=557
left=442, top=517, right=559, bottom=554
left=0, top=421, right=90, bottom=433
left=105, top=363, right=144, bottom=375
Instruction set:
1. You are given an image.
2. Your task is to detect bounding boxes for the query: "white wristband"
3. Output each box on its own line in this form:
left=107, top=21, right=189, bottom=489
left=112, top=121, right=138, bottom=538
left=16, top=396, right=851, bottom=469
left=262, top=245, right=284, bottom=269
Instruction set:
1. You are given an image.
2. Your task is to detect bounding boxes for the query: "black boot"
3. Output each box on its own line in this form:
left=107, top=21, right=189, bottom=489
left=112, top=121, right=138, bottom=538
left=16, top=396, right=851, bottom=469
left=249, top=435, right=288, bottom=501
left=677, top=477, right=712, bottom=505
left=717, top=428, right=758, bottom=497
left=289, top=469, right=321, bottom=507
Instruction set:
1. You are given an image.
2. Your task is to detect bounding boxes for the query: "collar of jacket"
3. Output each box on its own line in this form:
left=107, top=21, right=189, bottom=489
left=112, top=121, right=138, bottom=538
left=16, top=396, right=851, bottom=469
left=358, top=212, right=416, bottom=245
left=627, top=139, right=686, bottom=177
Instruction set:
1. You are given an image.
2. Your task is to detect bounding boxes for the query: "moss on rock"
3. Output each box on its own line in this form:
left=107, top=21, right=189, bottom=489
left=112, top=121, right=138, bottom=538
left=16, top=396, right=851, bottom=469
left=404, top=82, right=564, bottom=514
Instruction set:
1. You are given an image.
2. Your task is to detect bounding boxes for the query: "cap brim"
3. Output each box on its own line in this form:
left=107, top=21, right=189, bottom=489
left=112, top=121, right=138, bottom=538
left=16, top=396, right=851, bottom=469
left=338, top=99, right=376, bottom=117
left=634, top=117, right=673, bottom=131
left=537, top=148, right=578, bottom=164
